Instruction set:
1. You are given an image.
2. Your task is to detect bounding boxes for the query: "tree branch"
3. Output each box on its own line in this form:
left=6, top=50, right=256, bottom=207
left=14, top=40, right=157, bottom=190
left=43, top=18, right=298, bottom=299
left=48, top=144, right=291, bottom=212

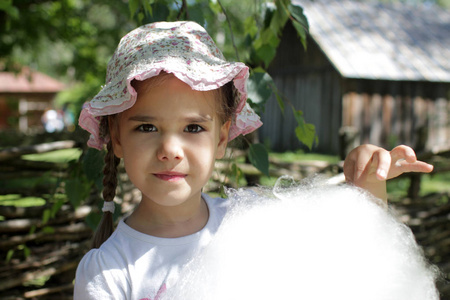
left=217, top=0, right=240, bottom=61
left=177, top=0, right=189, bottom=20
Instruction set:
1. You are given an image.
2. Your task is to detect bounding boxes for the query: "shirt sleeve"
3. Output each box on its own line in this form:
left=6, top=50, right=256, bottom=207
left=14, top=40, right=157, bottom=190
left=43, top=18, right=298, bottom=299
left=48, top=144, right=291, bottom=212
left=74, top=249, right=129, bottom=300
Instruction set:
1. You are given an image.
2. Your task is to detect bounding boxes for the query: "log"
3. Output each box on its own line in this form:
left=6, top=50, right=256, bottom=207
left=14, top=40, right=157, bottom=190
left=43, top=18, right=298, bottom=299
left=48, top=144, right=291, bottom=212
left=0, top=159, right=68, bottom=170
left=0, top=205, right=48, bottom=219
left=0, top=186, right=55, bottom=196
left=0, top=140, right=77, bottom=161
left=0, top=205, right=92, bottom=233
left=0, top=218, right=41, bottom=233
left=417, top=145, right=450, bottom=161
left=0, top=222, right=92, bottom=249
left=23, top=283, right=74, bottom=298
left=0, top=260, right=78, bottom=291
left=0, top=170, right=69, bottom=180
left=0, top=241, right=88, bottom=275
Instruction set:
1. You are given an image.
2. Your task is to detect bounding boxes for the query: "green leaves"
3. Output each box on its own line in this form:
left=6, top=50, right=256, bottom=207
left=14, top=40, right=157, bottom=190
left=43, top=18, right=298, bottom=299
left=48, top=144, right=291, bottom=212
left=248, top=143, right=269, bottom=176
left=293, top=108, right=318, bottom=150
left=0, top=0, right=19, bottom=30
left=244, top=17, right=258, bottom=39
left=288, top=3, right=309, bottom=31
left=230, top=163, right=245, bottom=187
left=247, top=69, right=274, bottom=108
left=65, top=178, right=91, bottom=208
left=82, top=148, right=105, bottom=191
left=63, top=149, right=104, bottom=208
left=129, top=0, right=154, bottom=22
left=129, top=0, right=140, bottom=19
left=288, top=3, right=309, bottom=49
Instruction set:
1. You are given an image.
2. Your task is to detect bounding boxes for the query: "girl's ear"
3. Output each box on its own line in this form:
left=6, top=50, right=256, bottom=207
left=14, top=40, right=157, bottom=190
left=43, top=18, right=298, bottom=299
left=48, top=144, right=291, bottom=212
left=216, top=120, right=231, bottom=159
left=109, top=116, right=124, bottom=158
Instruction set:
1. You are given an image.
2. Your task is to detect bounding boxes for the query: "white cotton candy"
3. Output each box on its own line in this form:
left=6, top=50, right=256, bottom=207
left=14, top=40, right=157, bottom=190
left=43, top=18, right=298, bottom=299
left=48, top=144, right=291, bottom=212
left=163, top=176, right=440, bottom=300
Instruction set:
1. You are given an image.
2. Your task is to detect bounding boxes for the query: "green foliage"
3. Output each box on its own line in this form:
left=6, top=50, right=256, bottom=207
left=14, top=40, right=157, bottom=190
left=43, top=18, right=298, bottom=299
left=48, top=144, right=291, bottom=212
left=0, top=0, right=19, bottom=30
left=5, top=249, right=14, bottom=263
left=23, top=148, right=82, bottom=163
left=230, top=163, right=245, bottom=187
left=293, top=108, right=318, bottom=150
left=82, top=148, right=105, bottom=191
left=0, top=195, right=46, bottom=207
left=270, top=150, right=339, bottom=164
left=1, top=0, right=135, bottom=119
left=85, top=211, right=102, bottom=231
left=247, top=68, right=275, bottom=111
left=1, top=0, right=316, bottom=198
left=42, top=208, right=52, bottom=224
left=50, top=196, right=66, bottom=218
left=248, top=143, right=270, bottom=176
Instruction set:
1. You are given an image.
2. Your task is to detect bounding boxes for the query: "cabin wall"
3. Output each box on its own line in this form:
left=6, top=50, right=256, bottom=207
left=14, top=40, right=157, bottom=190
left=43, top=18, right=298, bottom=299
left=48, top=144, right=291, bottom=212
left=260, top=23, right=342, bottom=154
left=342, top=79, right=450, bottom=153
left=260, top=23, right=450, bottom=156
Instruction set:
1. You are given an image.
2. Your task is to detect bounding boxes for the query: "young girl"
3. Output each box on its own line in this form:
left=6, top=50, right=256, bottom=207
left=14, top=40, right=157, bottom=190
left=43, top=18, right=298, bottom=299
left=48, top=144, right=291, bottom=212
left=74, top=21, right=433, bottom=299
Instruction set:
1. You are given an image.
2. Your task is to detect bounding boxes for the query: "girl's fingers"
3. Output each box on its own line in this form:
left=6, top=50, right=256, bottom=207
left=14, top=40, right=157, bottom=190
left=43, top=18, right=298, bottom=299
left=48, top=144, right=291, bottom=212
left=388, top=145, right=433, bottom=178
left=373, top=149, right=391, bottom=181
left=390, top=145, right=417, bottom=164
left=343, top=159, right=355, bottom=183
left=344, top=144, right=434, bottom=186
left=351, top=146, right=375, bottom=183
left=393, top=159, right=434, bottom=174
left=353, top=156, right=369, bottom=183
left=347, top=145, right=391, bottom=184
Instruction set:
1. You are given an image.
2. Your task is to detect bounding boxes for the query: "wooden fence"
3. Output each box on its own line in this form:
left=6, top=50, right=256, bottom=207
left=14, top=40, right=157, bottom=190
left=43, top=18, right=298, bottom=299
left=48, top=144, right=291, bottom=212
left=342, top=90, right=450, bottom=153
left=0, top=141, right=449, bottom=299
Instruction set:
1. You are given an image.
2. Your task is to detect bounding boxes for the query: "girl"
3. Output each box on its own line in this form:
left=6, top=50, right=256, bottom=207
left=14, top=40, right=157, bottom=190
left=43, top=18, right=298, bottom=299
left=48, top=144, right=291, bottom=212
left=74, top=21, right=433, bottom=299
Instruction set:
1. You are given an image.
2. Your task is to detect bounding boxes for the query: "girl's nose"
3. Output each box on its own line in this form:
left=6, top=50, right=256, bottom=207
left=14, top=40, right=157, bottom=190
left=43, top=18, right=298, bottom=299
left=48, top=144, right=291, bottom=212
left=156, top=136, right=184, bottom=161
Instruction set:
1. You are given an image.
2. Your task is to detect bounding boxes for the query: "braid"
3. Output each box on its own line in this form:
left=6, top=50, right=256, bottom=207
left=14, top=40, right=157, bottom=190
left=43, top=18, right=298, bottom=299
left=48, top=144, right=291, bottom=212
left=91, top=118, right=121, bottom=249
left=102, top=141, right=120, bottom=203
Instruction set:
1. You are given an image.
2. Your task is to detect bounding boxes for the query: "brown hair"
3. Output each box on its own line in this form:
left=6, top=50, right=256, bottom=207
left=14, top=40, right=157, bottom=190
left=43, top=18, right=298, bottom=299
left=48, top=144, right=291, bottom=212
left=91, top=116, right=120, bottom=249
left=90, top=73, right=238, bottom=249
left=131, top=72, right=237, bottom=124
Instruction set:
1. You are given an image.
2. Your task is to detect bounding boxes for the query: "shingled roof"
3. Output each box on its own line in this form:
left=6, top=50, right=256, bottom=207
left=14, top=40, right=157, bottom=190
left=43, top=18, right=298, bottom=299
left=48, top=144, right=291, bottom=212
left=0, top=68, right=65, bottom=93
left=294, top=0, right=450, bottom=82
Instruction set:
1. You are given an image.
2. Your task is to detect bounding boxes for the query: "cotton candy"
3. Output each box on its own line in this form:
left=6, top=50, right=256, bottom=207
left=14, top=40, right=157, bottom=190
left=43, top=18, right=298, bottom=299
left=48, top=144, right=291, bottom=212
left=163, top=176, right=440, bottom=300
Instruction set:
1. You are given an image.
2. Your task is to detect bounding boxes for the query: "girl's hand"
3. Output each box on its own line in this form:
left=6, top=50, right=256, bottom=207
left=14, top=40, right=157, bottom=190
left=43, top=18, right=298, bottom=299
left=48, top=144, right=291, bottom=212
left=343, top=144, right=434, bottom=202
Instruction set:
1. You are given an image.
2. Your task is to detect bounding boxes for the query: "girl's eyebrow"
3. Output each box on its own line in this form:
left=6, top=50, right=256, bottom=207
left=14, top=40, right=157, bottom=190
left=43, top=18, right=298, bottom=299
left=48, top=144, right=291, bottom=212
left=127, top=115, right=214, bottom=123
left=185, top=115, right=214, bottom=123
left=128, top=115, right=156, bottom=122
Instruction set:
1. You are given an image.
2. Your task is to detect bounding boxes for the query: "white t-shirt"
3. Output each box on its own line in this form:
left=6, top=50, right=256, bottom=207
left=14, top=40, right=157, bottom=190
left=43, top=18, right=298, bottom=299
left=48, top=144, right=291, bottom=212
left=74, top=194, right=229, bottom=300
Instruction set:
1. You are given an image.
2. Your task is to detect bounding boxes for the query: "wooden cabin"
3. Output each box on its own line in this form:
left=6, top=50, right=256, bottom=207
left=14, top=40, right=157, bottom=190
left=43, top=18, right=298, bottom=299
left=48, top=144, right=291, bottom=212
left=260, top=0, right=450, bottom=157
left=0, top=68, right=65, bottom=133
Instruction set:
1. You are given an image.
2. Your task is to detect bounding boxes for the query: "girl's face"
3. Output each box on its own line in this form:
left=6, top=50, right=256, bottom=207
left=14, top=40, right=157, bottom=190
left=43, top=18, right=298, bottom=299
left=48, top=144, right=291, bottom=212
left=111, top=76, right=230, bottom=209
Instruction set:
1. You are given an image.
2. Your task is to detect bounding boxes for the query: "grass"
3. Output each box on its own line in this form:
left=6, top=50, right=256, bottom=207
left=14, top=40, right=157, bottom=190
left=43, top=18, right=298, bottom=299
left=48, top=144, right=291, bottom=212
left=0, top=149, right=80, bottom=209
left=0, top=194, right=46, bottom=207
left=23, top=148, right=82, bottom=163
left=258, top=150, right=340, bottom=187
left=387, top=171, right=450, bottom=199
left=421, top=172, right=450, bottom=194
left=269, top=150, right=340, bottom=164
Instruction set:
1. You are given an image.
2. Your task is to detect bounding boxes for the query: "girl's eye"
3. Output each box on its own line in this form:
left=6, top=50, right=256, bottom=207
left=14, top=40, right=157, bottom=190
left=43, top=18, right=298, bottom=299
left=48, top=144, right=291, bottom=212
left=137, top=124, right=157, bottom=132
left=184, top=124, right=204, bottom=133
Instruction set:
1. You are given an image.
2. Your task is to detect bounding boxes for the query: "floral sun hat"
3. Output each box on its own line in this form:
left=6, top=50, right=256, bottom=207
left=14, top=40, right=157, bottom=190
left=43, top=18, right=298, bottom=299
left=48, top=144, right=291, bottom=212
left=79, top=21, right=262, bottom=150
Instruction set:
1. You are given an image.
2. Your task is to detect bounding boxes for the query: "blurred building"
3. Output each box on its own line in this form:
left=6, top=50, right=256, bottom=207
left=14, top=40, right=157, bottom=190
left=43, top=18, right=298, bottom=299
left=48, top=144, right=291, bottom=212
left=0, top=67, right=66, bottom=133
left=261, top=0, right=450, bottom=157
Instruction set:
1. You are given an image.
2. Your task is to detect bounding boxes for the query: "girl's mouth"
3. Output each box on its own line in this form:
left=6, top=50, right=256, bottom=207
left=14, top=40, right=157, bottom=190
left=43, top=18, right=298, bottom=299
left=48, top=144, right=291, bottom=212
left=154, top=172, right=187, bottom=182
